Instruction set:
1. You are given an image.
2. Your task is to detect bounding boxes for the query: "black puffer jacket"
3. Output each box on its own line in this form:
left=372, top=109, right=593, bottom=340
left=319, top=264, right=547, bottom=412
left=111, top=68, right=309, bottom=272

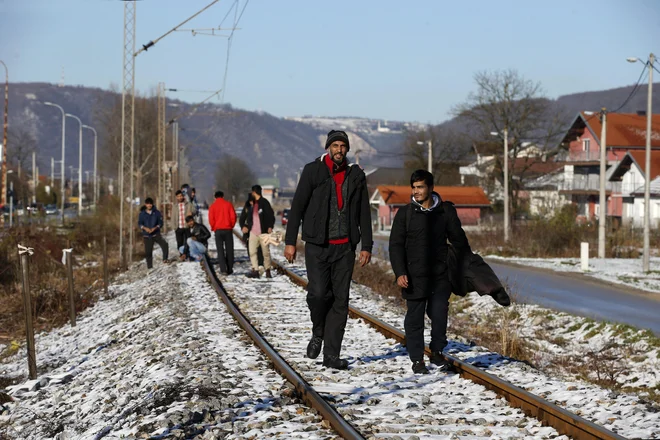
left=245, top=197, right=275, bottom=234
left=285, top=154, right=373, bottom=252
left=389, top=193, right=470, bottom=300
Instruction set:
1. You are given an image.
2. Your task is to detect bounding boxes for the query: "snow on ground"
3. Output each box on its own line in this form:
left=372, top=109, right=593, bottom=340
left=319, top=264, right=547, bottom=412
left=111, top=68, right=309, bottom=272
left=486, top=255, right=660, bottom=295
left=0, top=238, right=337, bottom=439
left=265, top=241, right=660, bottom=439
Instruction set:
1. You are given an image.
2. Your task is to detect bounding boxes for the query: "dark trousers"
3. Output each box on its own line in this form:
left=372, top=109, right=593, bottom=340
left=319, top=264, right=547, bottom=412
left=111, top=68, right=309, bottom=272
left=404, top=277, right=451, bottom=362
left=214, top=229, right=234, bottom=274
left=143, top=235, right=169, bottom=269
left=305, top=243, right=355, bottom=357
left=175, top=228, right=190, bottom=255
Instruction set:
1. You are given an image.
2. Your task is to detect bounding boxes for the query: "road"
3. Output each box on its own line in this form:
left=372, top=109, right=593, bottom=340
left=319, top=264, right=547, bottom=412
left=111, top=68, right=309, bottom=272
left=371, top=236, right=660, bottom=334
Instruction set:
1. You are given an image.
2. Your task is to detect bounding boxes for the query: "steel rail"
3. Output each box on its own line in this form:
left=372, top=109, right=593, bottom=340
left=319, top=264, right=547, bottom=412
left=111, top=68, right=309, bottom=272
left=271, top=259, right=626, bottom=440
left=200, top=256, right=365, bottom=440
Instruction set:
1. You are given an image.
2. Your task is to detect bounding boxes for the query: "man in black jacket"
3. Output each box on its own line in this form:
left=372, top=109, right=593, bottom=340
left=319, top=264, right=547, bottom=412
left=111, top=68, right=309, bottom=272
left=138, top=197, right=169, bottom=269
left=284, top=130, right=373, bottom=370
left=179, top=215, right=211, bottom=262
left=242, top=185, right=275, bottom=278
left=389, top=170, right=470, bottom=374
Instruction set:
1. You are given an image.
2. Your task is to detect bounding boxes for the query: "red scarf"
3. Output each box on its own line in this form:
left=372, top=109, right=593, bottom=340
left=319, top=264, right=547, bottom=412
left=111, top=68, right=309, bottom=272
left=324, top=154, right=349, bottom=245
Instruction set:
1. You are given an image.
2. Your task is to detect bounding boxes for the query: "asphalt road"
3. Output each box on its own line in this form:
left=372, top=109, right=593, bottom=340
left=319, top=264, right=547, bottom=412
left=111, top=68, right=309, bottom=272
left=372, top=236, right=660, bottom=334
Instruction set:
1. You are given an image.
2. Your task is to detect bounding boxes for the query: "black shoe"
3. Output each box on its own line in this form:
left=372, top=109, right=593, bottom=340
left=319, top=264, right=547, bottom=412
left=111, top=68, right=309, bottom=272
left=265, top=269, right=272, bottom=278
left=412, top=360, right=429, bottom=374
left=306, top=336, right=323, bottom=359
left=491, top=288, right=511, bottom=307
left=245, top=270, right=260, bottom=279
left=430, top=352, right=455, bottom=372
left=323, top=355, right=349, bottom=370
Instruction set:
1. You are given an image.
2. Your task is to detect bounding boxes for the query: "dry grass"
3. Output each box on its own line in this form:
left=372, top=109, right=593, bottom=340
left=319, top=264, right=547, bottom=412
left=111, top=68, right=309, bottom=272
left=471, top=205, right=660, bottom=258
left=0, top=201, right=124, bottom=344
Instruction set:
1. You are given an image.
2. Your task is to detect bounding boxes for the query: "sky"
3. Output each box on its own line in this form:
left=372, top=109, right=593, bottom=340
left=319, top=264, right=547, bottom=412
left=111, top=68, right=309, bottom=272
left=1, top=0, right=659, bottom=123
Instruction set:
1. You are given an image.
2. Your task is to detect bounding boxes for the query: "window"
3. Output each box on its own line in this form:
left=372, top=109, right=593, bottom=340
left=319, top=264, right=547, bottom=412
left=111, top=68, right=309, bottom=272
left=583, top=138, right=590, bottom=152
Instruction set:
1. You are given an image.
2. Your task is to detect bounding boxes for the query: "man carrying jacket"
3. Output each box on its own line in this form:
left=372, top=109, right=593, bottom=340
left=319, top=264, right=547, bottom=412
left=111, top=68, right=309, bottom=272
left=389, top=169, right=470, bottom=375
left=138, top=197, right=169, bottom=269
left=209, top=190, right=237, bottom=275
left=179, top=215, right=211, bottom=262
left=242, top=185, right=275, bottom=279
left=284, top=130, right=373, bottom=370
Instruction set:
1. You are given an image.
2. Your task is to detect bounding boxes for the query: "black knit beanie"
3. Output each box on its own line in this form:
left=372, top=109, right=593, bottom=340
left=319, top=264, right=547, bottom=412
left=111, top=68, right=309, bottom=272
left=325, top=130, right=350, bottom=151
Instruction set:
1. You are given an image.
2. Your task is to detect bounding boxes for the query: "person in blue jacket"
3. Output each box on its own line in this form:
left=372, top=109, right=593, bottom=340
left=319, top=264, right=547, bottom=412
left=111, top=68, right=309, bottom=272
left=138, top=197, right=170, bottom=269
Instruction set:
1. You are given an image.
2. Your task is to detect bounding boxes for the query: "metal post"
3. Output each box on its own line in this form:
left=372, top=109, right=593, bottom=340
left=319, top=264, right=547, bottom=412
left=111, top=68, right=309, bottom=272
left=120, top=0, right=137, bottom=265
left=0, top=60, right=7, bottom=224
left=427, top=140, right=432, bottom=174
left=65, top=114, right=83, bottom=216
left=103, top=235, right=109, bottom=297
left=503, top=127, right=509, bottom=243
left=32, top=151, right=36, bottom=205
left=643, top=53, right=654, bottom=273
left=51, top=157, right=54, bottom=187
left=19, top=248, right=37, bottom=379
left=83, top=125, right=97, bottom=208
left=65, top=250, right=76, bottom=327
left=598, top=109, right=607, bottom=259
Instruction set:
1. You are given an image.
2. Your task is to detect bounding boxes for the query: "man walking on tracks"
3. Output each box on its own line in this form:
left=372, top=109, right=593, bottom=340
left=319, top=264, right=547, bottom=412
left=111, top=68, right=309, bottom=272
left=242, top=185, right=275, bottom=279
left=138, top=197, right=169, bottom=269
left=209, top=190, right=237, bottom=275
left=389, top=170, right=470, bottom=374
left=284, top=130, right=373, bottom=370
left=173, top=190, right=196, bottom=259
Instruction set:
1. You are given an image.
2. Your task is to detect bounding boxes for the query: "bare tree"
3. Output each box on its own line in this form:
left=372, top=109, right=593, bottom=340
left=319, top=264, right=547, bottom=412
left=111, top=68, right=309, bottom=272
left=403, top=126, right=472, bottom=186
left=94, top=87, right=160, bottom=201
left=215, top=154, right=256, bottom=204
left=452, top=69, right=568, bottom=213
left=8, top=127, right=36, bottom=173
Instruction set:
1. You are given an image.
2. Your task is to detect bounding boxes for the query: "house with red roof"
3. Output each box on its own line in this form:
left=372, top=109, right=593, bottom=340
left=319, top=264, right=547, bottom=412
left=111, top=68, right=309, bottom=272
left=370, top=185, right=491, bottom=230
left=557, top=111, right=660, bottom=224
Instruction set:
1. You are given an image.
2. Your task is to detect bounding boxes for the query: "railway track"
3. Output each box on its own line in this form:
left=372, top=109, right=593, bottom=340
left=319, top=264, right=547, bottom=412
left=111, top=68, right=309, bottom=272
left=203, top=237, right=626, bottom=440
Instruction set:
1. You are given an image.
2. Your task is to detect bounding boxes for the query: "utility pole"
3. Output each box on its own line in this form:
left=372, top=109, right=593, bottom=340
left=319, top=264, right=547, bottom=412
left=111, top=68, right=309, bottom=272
left=32, top=152, right=37, bottom=204
left=598, top=109, right=608, bottom=259
left=157, top=82, right=165, bottom=208
left=0, top=60, right=8, bottom=225
left=120, top=0, right=136, bottom=265
left=50, top=157, right=54, bottom=187
left=82, top=125, right=97, bottom=207
left=643, top=53, right=655, bottom=273
left=503, top=127, right=510, bottom=243
left=66, top=114, right=83, bottom=216
left=44, top=102, right=66, bottom=225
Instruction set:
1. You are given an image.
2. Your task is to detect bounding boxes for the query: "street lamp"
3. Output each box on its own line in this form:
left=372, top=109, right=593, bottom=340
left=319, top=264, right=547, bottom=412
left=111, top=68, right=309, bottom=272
left=82, top=125, right=98, bottom=207
left=491, top=128, right=510, bottom=243
left=627, top=54, right=655, bottom=272
left=416, top=140, right=433, bottom=174
left=43, top=101, right=66, bottom=224
left=65, top=113, right=83, bottom=216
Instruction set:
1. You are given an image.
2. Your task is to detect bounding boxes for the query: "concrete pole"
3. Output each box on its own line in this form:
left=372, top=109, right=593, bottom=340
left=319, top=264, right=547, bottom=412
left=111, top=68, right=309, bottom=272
left=427, top=140, right=432, bottom=174
left=643, top=53, right=654, bottom=273
left=598, top=109, right=607, bottom=259
left=51, top=157, right=54, bottom=187
left=82, top=125, right=97, bottom=207
left=65, top=114, right=83, bottom=216
left=19, top=249, right=37, bottom=379
left=44, top=102, right=66, bottom=224
left=32, top=151, right=36, bottom=205
left=0, top=60, right=8, bottom=223
left=503, top=127, right=509, bottom=243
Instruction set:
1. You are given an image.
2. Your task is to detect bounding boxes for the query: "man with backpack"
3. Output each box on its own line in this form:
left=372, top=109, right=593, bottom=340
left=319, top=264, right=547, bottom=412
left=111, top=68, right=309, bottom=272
left=389, top=170, right=470, bottom=375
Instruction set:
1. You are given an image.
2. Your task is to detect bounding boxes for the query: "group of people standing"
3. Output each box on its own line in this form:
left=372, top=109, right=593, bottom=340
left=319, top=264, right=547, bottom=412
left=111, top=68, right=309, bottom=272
left=138, top=129, right=508, bottom=375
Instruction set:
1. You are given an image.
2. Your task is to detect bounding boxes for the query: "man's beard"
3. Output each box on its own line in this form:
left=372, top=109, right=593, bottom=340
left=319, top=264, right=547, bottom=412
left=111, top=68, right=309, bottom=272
left=332, top=154, right=344, bottom=165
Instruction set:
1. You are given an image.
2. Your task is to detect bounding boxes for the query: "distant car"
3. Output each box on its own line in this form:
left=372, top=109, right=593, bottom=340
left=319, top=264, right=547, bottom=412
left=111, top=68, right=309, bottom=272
left=45, top=204, right=59, bottom=215
left=27, top=203, right=44, bottom=214
left=281, top=208, right=290, bottom=226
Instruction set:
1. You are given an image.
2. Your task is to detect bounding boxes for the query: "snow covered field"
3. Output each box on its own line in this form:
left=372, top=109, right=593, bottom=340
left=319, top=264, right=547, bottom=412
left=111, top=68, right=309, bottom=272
left=1, top=224, right=659, bottom=439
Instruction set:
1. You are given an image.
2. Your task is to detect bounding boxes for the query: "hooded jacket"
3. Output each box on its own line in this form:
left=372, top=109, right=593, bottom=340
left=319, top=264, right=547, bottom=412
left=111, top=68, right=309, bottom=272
left=285, top=153, right=373, bottom=252
left=388, top=192, right=470, bottom=300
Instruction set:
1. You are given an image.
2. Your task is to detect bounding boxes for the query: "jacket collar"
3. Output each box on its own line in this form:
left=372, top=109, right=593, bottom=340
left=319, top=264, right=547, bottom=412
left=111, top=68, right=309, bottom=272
left=411, top=192, right=441, bottom=211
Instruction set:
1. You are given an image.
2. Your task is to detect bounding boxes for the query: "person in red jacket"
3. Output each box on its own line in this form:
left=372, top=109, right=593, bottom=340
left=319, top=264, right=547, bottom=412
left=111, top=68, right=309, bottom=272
left=208, top=190, right=237, bottom=274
